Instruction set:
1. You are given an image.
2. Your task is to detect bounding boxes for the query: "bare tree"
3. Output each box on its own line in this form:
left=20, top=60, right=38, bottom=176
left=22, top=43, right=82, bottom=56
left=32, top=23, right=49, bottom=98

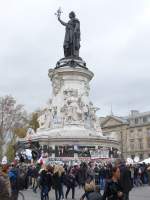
left=0, top=95, right=28, bottom=157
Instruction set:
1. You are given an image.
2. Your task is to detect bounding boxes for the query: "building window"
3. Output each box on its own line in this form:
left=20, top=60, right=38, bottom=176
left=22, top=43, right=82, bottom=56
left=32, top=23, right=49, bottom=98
left=130, top=120, right=135, bottom=125
left=139, top=154, right=143, bottom=160
left=130, top=130, right=134, bottom=138
left=147, top=138, right=150, bottom=148
left=143, top=117, right=148, bottom=123
left=138, top=138, right=143, bottom=150
left=147, top=128, right=150, bottom=136
left=130, top=139, right=134, bottom=150
left=129, top=130, right=134, bottom=138
left=135, top=118, right=138, bottom=124
left=130, top=133, right=133, bottom=138
left=131, top=155, right=135, bottom=159
left=137, top=129, right=142, bottom=138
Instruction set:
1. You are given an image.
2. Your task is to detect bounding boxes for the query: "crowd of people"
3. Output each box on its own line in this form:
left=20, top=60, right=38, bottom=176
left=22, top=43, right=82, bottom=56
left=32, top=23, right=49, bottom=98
left=0, top=159, right=150, bottom=200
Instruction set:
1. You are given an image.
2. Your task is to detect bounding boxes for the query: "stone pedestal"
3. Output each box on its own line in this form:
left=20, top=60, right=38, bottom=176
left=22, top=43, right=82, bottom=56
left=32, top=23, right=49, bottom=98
left=19, top=62, right=119, bottom=159
left=36, top=65, right=103, bottom=140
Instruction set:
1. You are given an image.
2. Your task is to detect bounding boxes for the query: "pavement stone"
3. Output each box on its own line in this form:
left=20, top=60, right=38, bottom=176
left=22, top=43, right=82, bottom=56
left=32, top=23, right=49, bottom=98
left=18, top=186, right=150, bottom=200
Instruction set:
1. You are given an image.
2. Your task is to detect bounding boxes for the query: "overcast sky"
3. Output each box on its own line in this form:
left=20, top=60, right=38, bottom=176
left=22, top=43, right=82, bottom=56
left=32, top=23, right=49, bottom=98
left=0, top=0, right=150, bottom=116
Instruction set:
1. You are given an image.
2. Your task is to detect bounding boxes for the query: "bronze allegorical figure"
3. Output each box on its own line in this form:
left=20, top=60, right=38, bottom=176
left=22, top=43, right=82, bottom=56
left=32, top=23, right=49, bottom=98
left=56, top=9, right=81, bottom=58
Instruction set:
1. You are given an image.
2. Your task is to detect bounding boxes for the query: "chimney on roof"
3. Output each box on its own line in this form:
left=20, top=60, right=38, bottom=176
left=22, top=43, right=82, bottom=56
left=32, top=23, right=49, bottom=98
left=130, top=110, right=139, bottom=117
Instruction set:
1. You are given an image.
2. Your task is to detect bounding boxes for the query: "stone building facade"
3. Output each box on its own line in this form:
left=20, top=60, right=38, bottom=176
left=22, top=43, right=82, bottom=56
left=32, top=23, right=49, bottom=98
left=100, top=110, right=150, bottom=160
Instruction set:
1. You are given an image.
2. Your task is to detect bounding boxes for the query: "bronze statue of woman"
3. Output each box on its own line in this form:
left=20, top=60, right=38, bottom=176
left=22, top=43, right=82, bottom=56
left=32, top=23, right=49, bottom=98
left=57, top=11, right=81, bottom=58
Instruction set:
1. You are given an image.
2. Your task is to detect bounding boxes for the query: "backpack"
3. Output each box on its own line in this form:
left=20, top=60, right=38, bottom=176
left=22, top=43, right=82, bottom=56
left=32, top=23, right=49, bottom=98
left=9, top=170, right=18, bottom=192
left=17, top=169, right=28, bottom=190
left=9, top=168, right=27, bottom=191
left=84, top=180, right=95, bottom=192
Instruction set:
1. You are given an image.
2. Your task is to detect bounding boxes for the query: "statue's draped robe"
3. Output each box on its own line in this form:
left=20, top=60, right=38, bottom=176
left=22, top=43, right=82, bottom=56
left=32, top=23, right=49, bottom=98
left=64, top=18, right=80, bottom=57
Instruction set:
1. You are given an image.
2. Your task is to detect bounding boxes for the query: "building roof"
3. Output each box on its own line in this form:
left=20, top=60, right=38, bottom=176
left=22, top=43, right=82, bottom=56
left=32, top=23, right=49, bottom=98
left=100, top=110, right=150, bottom=128
left=129, top=111, right=150, bottom=118
left=100, top=115, right=128, bottom=127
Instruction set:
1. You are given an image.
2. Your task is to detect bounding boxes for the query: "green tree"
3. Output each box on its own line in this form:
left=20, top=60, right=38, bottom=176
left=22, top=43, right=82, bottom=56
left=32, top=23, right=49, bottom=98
left=13, top=128, right=27, bottom=138
left=0, top=95, right=28, bottom=158
left=29, top=112, right=39, bottom=132
left=6, top=143, right=15, bottom=162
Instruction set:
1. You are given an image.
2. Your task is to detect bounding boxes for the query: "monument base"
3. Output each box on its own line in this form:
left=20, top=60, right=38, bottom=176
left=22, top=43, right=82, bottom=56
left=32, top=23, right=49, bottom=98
left=56, top=57, right=87, bottom=69
left=17, top=62, right=120, bottom=160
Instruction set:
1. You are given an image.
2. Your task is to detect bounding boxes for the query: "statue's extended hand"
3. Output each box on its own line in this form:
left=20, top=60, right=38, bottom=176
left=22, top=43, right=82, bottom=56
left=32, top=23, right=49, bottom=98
left=55, top=7, right=62, bottom=20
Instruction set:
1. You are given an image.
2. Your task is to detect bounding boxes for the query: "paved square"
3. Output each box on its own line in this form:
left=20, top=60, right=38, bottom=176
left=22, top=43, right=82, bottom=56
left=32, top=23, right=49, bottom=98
left=19, top=186, right=150, bottom=200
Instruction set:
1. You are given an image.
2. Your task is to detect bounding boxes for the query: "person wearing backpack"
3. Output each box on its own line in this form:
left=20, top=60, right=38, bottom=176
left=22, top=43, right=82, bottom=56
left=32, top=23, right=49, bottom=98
left=119, top=164, right=132, bottom=200
left=65, top=167, right=77, bottom=200
left=80, top=176, right=95, bottom=200
left=39, top=165, right=52, bottom=200
left=52, top=165, right=64, bottom=200
left=8, top=164, right=19, bottom=200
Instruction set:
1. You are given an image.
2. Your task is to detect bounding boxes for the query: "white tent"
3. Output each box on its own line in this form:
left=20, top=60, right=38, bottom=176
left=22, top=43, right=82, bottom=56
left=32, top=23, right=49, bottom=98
left=126, top=158, right=134, bottom=165
left=139, top=158, right=150, bottom=164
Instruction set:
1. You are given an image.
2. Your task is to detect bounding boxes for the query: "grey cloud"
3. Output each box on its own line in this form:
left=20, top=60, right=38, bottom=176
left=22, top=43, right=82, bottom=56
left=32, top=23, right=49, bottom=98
left=0, top=0, right=150, bottom=116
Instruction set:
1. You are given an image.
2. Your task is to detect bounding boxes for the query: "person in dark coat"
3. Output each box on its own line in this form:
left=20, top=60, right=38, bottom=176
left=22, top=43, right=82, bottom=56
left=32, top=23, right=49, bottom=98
left=80, top=176, right=95, bottom=200
left=102, top=166, right=123, bottom=200
left=32, top=165, right=39, bottom=193
left=99, top=166, right=106, bottom=190
left=94, top=164, right=100, bottom=185
left=119, top=164, right=132, bottom=200
left=40, top=167, right=52, bottom=200
left=79, top=163, right=88, bottom=187
left=52, top=165, right=65, bottom=200
left=65, top=168, right=77, bottom=199
left=147, top=165, right=150, bottom=185
left=27, top=165, right=33, bottom=186
left=8, top=165, right=20, bottom=200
